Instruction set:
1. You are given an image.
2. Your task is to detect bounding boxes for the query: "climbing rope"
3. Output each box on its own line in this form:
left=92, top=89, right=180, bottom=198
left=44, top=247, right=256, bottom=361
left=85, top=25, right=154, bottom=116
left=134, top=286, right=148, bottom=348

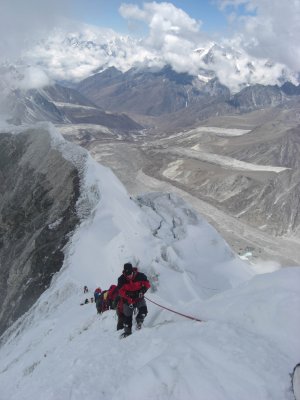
left=145, top=296, right=204, bottom=323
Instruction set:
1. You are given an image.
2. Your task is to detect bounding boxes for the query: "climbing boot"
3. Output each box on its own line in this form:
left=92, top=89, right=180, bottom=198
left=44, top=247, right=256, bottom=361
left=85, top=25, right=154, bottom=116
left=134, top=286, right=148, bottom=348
left=136, top=316, right=145, bottom=330
left=121, top=324, right=132, bottom=338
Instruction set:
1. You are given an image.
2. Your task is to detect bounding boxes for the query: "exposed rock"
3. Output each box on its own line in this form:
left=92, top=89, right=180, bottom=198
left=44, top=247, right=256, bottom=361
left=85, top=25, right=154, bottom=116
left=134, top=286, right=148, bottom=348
left=76, top=65, right=299, bottom=133
left=153, top=107, right=300, bottom=239
left=5, top=89, right=68, bottom=125
left=42, top=84, right=98, bottom=107
left=281, top=82, right=300, bottom=96
left=220, top=124, right=300, bottom=237
left=76, top=65, right=231, bottom=118
left=2, top=83, right=143, bottom=132
left=230, top=84, right=285, bottom=112
left=0, top=128, right=80, bottom=336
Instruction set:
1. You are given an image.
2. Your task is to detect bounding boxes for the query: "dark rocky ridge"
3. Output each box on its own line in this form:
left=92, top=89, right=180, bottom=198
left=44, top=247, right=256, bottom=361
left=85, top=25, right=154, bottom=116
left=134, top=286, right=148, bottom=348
left=230, top=84, right=286, bottom=111
left=3, top=84, right=142, bottom=132
left=5, top=89, right=68, bottom=125
left=0, top=128, right=81, bottom=336
left=76, top=66, right=300, bottom=133
left=76, top=66, right=231, bottom=118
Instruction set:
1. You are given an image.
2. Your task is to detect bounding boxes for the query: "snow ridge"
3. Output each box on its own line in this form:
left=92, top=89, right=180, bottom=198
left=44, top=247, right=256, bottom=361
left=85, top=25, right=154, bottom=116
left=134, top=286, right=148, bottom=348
left=0, top=126, right=299, bottom=400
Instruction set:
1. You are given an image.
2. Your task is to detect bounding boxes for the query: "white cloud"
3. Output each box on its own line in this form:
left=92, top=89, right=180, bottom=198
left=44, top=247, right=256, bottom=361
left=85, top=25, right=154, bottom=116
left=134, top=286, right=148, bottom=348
left=18, top=67, right=52, bottom=90
left=0, top=0, right=71, bottom=60
left=120, top=2, right=202, bottom=35
left=120, top=1, right=204, bottom=51
left=203, top=38, right=297, bottom=92
left=119, top=3, right=148, bottom=21
left=119, top=2, right=209, bottom=74
left=1, top=1, right=298, bottom=92
left=218, top=0, right=300, bottom=71
left=25, top=26, right=156, bottom=82
left=117, top=1, right=299, bottom=89
left=0, top=65, right=52, bottom=112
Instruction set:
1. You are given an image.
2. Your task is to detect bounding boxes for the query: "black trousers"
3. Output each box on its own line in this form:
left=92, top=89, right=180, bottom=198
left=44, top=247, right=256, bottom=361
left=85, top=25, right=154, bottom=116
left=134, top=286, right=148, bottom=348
left=123, top=298, right=148, bottom=329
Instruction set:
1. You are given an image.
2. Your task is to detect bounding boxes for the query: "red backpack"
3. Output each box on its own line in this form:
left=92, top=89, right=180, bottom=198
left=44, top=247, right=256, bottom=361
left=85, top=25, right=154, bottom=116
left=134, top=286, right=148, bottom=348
left=107, top=285, right=118, bottom=300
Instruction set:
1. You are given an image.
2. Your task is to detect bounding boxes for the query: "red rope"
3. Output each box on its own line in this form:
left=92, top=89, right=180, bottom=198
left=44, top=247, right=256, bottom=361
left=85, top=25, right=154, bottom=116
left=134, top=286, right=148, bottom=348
left=145, top=296, right=204, bottom=323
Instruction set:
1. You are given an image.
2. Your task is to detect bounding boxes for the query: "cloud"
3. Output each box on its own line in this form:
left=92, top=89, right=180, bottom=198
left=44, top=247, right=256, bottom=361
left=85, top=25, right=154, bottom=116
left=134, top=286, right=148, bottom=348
left=205, top=40, right=294, bottom=92
left=0, top=65, right=52, bottom=117
left=218, top=0, right=300, bottom=71
left=0, top=0, right=72, bottom=97
left=18, top=67, right=52, bottom=90
left=0, top=0, right=71, bottom=61
left=119, top=2, right=209, bottom=74
left=120, top=2, right=202, bottom=37
left=25, top=25, right=155, bottom=82
left=1, top=1, right=298, bottom=93
left=117, top=1, right=299, bottom=88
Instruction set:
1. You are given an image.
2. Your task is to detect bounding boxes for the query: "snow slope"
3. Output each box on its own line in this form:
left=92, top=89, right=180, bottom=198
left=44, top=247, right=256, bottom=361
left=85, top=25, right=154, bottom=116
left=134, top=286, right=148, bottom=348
left=0, top=126, right=299, bottom=400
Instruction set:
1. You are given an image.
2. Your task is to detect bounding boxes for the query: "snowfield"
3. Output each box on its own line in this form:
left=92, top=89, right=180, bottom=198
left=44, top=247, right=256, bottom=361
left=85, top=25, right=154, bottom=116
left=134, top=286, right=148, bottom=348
left=0, top=126, right=299, bottom=400
left=162, top=147, right=289, bottom=175
left=185, top=126, right=252, bottom=137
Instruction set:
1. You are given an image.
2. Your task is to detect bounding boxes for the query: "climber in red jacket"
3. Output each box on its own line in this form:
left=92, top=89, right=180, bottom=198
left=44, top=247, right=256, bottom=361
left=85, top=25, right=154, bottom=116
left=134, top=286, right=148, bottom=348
left=117, top=262, right=151, bottom=338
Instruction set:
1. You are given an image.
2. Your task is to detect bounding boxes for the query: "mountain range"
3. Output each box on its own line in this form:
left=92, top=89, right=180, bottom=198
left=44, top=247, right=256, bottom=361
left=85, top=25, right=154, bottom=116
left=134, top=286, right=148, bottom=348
left=25, top=29, right=299, bottom=92
left=76, top=65, right=300, bottom=131
left=1, top=61, right=300, bottom=266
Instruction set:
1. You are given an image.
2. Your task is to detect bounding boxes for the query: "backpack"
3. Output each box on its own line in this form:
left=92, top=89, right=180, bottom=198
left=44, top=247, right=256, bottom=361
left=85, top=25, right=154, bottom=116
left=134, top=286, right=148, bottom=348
left=94, top=287, right=102, bottom=302
left=107, top=285, right=119, bottom=310
left=96, top=290, right=109, bottom=314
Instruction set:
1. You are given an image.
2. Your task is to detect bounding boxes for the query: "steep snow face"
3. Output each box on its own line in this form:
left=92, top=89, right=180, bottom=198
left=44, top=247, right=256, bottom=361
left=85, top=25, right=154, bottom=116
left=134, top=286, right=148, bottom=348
left=0, top=126, right=299, bottom=400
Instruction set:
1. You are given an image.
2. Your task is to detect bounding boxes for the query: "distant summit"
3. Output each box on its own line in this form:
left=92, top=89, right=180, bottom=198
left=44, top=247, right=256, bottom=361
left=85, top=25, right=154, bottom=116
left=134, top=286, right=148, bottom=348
left=19, top=28, right=299, bottom=92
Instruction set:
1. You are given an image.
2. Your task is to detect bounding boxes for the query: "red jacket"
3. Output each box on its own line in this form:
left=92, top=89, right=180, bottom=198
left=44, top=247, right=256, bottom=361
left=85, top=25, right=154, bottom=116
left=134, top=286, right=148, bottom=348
left=117, top=267, right=151, bottom=304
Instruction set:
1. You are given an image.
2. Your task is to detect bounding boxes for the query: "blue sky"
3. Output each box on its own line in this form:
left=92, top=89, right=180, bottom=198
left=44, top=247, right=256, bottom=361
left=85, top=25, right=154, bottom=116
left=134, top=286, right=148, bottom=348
left=72, top=0, right=239, bottom=35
